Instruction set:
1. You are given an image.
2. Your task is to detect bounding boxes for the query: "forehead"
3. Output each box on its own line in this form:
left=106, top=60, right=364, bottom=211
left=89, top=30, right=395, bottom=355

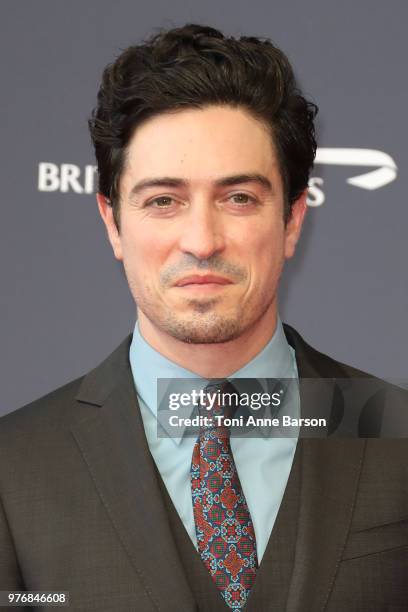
left=121, top=105, right=282, bottom=190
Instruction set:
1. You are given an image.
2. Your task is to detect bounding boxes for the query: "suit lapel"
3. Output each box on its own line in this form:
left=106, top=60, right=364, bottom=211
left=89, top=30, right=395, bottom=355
left=285, top=438, right=365, bottom=611
left=283, top=325, right=366, bottom=612
left=71, top=337, right=196, bottom=612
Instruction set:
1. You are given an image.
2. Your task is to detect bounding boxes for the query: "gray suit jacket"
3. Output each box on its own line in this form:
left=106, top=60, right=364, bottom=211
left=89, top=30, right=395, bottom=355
left=0, top=325, right=407, bottom=611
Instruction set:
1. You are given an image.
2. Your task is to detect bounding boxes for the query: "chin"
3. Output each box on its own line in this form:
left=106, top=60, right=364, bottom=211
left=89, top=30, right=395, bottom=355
left=161, top=315, right=244, bottom=345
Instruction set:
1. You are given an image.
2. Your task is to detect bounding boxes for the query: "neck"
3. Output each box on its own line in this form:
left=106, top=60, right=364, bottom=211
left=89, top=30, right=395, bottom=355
left=137, top=306, right=278, bottom=378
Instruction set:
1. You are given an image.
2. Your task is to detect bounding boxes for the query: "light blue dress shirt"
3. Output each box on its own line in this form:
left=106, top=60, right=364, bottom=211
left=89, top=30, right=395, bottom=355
left=129, top=318, right=299, bottom=562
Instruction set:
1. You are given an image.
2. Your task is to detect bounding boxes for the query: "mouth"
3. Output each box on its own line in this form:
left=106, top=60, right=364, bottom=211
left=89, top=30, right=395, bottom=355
left=174, top=274, right=233, bottom=288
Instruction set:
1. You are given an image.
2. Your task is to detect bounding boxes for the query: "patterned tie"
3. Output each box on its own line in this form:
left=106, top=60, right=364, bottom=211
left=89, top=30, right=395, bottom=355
left=190, top=380, right=258, bottom=610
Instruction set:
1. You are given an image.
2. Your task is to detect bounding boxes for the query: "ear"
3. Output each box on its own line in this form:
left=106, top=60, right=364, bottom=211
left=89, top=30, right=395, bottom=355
left=284, top=189, right=307, bottom=259
left=96, top=193, right=123, bottom=261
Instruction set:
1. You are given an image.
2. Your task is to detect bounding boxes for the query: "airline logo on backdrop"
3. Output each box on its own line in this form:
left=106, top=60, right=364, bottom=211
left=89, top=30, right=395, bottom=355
left=307, top=148, right=398, bottom=207
left=37, top=148, right=398, bottom=208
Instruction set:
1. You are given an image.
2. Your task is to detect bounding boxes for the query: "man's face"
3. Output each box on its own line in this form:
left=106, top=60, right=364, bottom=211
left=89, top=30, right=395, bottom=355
left=98, top=105, right=306, bottom=344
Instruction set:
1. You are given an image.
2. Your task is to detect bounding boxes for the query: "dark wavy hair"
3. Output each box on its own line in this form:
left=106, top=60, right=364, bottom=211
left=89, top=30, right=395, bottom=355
left=89, top=23, right=318, bottom=228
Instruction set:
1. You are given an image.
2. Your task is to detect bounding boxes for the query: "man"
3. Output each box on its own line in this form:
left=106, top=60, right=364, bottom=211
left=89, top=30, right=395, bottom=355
left=0, top=23, right=407, bottom=612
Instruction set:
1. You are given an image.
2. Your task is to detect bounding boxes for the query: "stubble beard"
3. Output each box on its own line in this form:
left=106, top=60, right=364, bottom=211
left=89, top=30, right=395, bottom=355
left=136, top=290, right=276, bottom=345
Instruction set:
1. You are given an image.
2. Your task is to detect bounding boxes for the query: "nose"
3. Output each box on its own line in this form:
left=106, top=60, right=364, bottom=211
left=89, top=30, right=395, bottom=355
left=178, top=200, right=226, bottom=260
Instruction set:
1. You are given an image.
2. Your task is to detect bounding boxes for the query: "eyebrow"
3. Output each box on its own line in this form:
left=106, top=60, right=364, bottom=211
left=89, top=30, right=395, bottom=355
left=128, top=173, right=274, bottom=198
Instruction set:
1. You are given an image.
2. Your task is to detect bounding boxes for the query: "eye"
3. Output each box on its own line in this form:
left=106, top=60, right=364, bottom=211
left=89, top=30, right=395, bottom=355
left=228, top=193, right=258, bottom=206
left=145, top=196, right=176, bottom=208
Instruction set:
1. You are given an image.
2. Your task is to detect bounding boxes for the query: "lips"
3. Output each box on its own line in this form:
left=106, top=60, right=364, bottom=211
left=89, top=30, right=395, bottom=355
left=174, top=274, right=232, bottom=287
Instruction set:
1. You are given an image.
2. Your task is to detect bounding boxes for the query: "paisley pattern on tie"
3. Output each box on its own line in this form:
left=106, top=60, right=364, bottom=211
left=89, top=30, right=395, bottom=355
left=191, top=382, right=258, bottom=610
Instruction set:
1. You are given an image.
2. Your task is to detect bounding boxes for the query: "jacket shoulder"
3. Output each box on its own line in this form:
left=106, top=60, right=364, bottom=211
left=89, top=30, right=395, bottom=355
left=0, top=376, right=86, bottom=435
left=283, top=323, right=378, bottom=379
left=0, top=334, right=133, bottom=436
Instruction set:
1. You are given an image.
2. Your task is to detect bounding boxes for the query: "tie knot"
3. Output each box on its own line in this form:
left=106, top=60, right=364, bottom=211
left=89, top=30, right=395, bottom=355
left=198, top=380, right=239, bottom=435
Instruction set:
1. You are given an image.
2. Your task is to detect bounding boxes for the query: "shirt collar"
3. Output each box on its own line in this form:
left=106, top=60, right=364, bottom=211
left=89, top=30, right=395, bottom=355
left=129, top=317, right=296, bottom=443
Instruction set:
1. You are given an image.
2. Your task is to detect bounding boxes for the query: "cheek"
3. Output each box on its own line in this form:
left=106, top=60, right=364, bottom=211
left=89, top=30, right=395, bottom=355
left=243, top=220, right=285, bottom=262
left=256, top=247, right=285, bottom=279
left=120, top=229, right=170, bottom=284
